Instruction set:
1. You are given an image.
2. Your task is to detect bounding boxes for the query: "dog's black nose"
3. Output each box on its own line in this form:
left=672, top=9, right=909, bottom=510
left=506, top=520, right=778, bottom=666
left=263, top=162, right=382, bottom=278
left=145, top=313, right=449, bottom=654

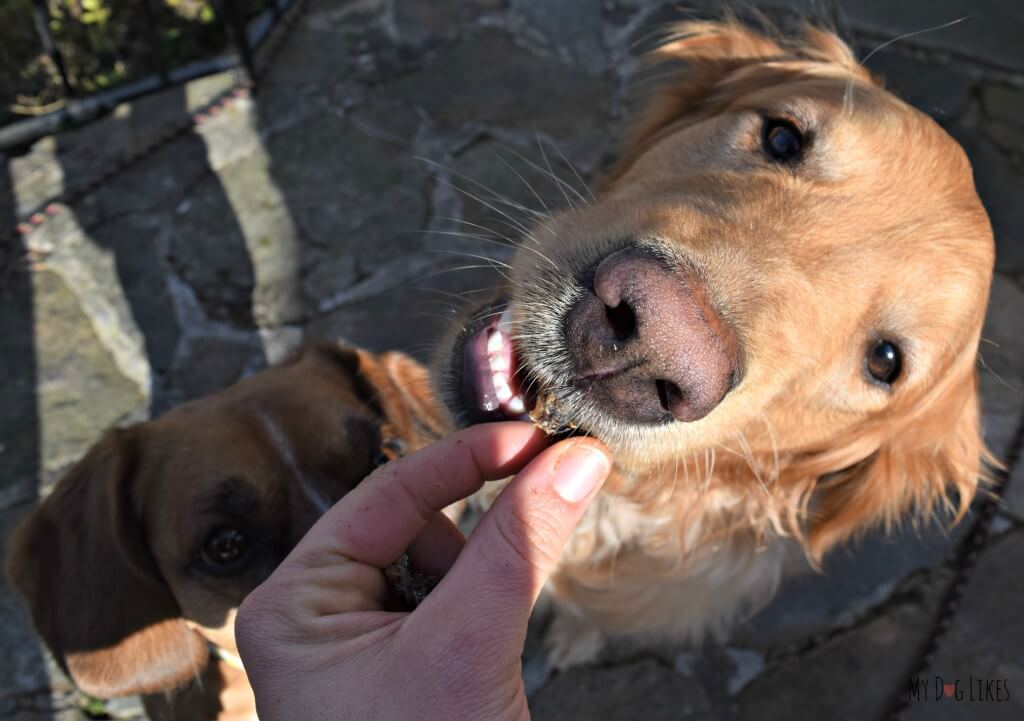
left=565, top=247, right=737, bottom=424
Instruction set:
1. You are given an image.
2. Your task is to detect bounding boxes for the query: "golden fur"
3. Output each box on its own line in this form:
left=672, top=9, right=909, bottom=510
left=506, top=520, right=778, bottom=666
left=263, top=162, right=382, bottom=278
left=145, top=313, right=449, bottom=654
left=444, top=21, right=996, bottom=665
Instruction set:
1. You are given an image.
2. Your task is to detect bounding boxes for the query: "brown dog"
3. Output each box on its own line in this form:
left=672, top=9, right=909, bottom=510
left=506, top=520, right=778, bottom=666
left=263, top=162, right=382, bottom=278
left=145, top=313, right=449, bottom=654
left=6, top=344, right=448, bottom=721
left=435, top=21, right=996, bottom=666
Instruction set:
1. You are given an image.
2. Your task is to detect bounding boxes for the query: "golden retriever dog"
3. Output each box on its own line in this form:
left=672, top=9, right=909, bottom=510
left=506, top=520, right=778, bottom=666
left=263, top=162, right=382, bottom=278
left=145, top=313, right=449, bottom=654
left=435, top=21, right=996, bottom=666
left=6, top=344, right=447, bottom=721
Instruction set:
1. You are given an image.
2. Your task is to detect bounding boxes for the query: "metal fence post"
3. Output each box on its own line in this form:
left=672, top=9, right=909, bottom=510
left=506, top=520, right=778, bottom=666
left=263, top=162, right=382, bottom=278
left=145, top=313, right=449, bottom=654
left=30, top=0, right=73, bottom=97
left=138, top=0, right=170, bottom=86
left=3, top=0, right=298, bottom=149
left=221, top=0, right=257, bottom=85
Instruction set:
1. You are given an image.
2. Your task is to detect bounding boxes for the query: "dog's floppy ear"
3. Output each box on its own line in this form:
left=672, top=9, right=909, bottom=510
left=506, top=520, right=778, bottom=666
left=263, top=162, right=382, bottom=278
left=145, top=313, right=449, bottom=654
left=5, top=429, right=208, bottom=698
left=352, top=349, right=451, bottom=450
left=304, top=344, right=450, bottom=450
left=607, top=20, right=874, bottom=185
left=805, top=370, right=993, bottom=563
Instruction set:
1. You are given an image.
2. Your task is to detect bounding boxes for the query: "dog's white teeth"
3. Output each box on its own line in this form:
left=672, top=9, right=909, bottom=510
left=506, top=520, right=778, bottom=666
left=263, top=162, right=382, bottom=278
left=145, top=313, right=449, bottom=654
left=477, top=306, right=523, bottom=416
left=487, top=328, right=504, bottom=354
left=489, top=353, right=510, bottom=373
left=494, top=377, right=513, bottom=402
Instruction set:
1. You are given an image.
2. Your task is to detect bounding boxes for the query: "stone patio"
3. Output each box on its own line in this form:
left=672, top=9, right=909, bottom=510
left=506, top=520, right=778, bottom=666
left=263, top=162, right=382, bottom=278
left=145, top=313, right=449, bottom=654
left=1, top=0, right=1022, bottom=719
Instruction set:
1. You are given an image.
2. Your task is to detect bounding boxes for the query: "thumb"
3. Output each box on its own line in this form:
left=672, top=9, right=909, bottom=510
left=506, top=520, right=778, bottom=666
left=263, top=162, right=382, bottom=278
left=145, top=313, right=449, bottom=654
left=415, top=438, right=611, bottom=641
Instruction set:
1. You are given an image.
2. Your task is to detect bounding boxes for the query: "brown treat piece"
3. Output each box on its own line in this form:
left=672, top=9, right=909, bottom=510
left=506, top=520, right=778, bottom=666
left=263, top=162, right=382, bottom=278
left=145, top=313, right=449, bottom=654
left=529, top=392, right=578, bottom=436
left=385, top=554, right=441, bottom=610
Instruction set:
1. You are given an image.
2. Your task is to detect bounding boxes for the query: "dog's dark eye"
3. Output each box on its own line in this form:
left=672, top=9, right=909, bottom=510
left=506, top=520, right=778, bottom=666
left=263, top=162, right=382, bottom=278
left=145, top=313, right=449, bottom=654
left=762, top=119, right=805, bottom=163
left=201, top=527, right=249, bottom=568
left=866, top=340, right=902, bottom=385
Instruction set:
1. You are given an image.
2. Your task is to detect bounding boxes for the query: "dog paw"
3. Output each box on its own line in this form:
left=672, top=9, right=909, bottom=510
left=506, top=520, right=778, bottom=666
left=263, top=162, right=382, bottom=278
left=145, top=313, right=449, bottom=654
left=543, top=612, right=606, bottom=669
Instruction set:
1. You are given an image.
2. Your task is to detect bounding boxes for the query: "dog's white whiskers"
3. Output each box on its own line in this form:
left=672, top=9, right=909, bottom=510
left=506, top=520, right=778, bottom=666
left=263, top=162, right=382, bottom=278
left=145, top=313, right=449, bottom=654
left=417, top=155, right=554, bottom=236
left=492, top=149, right=554, bottom=217
left=418, top=228, right=513, bottom=252
left=473, top=307, right=518, bottom=325
left=977, top=352, right=1024, bottom=396
left=409, top=303, right=463, bottom=318
left=412, top=263, right=523, bottom=290
left=424, top=154, right=558, bottom=230
left=434, top=218, right=520, bottom=247
left=536, top=132, right=575, bottom=210
left=517, top=371, right=545, bottom=410
left=410, top=287, right=471, bottom=303
left=548, top=136, right=595, bottom=202
left=426, top=249, right=514, bottom=270
left=849, top=17, right=972, bottom=115
left=410, top=284, right=499, bottom=300
left=440, top=217, right=560, bottom=271
left=433, top=176, right=539, bottom=238
left=468, top=188, right=554, bottom=226
left=497, top=136, right=590, bottom=208
left=860, top=15, right=972, bottom=67
left=483, top=215, right=546, bottom=245
left=440, top=217, right=521, bottom=247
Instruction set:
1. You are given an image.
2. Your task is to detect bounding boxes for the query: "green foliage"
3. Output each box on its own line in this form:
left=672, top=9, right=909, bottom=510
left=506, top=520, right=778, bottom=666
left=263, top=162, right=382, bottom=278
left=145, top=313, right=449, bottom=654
left=79, top=694, right=110, bottom=719
left=0, top=2, right=60, bottom=125
left=79, top=0, right=113, bottom=25
left=1, top=0, right=273, bottom=126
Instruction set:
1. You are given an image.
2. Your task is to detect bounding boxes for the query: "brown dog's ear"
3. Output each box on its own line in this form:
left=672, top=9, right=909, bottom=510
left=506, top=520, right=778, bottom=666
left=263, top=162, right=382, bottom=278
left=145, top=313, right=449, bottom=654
left=5, top=429, right=208, bottom=698
left=353, top=349, right=452, bottom=450
left=607, top=20, right=874, bottom=185
left=301, top=343, right=451, bottom=450
left=805, top=371, right=994, bottom=563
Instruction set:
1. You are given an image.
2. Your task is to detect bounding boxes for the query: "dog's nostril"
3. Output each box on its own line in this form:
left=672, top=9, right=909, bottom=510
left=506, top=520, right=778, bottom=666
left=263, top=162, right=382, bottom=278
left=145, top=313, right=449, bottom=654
left=655, top=379, right=683, bottom=413
left=566, top=247, right=738, bottom=425
left=605, top=302, right=636, bottom=342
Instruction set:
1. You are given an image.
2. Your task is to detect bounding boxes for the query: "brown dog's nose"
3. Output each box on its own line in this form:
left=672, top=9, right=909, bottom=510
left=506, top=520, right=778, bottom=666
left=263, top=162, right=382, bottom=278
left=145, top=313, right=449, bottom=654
left=565, top=247, right=737, bottom=424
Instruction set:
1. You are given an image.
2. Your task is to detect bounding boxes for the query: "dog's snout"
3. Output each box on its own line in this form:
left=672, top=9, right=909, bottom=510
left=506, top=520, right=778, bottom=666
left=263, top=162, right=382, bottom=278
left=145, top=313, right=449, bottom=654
left=565, top=247, right=737, bottom=424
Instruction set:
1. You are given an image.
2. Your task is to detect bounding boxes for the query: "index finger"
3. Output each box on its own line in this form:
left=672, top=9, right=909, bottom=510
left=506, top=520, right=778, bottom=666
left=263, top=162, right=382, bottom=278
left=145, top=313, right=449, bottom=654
left=291, top=422, right=548, bottom=569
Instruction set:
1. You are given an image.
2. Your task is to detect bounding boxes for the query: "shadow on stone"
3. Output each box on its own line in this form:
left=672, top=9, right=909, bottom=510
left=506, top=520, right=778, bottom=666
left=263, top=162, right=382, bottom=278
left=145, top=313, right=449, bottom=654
left=0, top=158, right=56, bottom=721
left=51, top=83, right=267, bottom=415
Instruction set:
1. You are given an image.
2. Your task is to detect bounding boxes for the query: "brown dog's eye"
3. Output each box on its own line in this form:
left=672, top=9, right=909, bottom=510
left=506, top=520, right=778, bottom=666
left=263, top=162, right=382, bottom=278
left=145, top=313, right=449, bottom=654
left=201, top=527, right=249, bottom=568
left=762, top=119, right=804, bottom=163
left=866, top=340, right=902, bottom=385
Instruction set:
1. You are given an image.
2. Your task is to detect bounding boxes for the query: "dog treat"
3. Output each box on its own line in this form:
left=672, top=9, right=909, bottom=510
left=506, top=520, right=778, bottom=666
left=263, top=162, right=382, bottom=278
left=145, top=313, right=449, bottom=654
left=529, top=392, right=578, bottom=437
left=385, top=554, right=440, bottom=610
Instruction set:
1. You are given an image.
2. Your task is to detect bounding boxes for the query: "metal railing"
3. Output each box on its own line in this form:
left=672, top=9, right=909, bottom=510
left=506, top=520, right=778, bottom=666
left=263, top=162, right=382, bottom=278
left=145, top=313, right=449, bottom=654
left=1, top=0, right=295, bottom=151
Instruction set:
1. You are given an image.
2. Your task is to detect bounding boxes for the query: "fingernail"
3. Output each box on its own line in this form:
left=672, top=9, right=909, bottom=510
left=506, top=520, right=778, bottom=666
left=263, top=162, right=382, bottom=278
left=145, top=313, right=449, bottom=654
left=551, top=444, right=611, bottom=503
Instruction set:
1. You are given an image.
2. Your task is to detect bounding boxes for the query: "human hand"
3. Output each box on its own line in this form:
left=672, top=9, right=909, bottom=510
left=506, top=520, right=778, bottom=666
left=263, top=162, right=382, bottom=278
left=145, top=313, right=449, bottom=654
left=235, top=422, right=611, bottom=721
